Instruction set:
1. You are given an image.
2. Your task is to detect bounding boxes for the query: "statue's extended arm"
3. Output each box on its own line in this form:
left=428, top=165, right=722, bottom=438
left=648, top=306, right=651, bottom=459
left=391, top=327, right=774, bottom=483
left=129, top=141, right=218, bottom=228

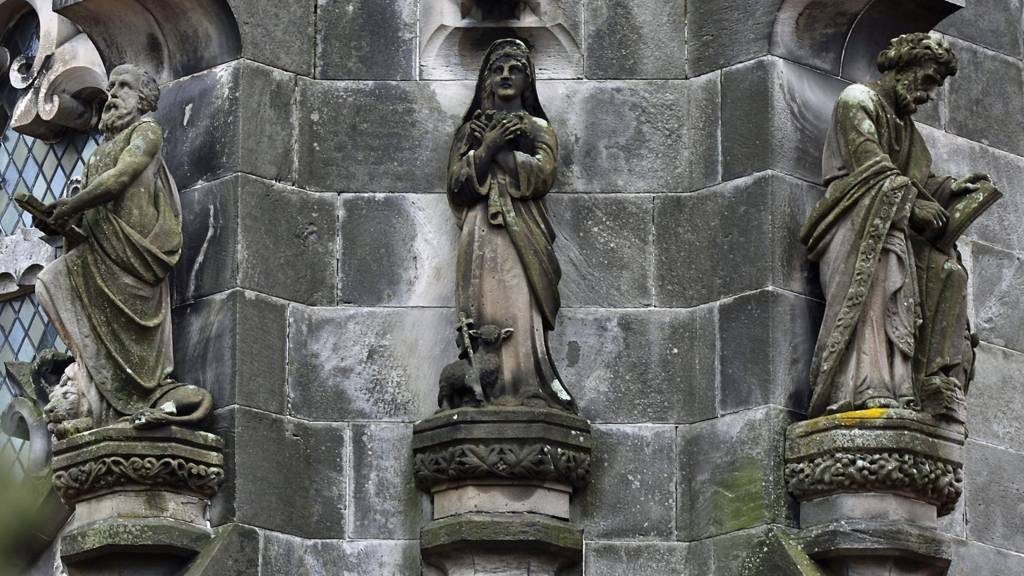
left=50, top=123, right=162, bottom=226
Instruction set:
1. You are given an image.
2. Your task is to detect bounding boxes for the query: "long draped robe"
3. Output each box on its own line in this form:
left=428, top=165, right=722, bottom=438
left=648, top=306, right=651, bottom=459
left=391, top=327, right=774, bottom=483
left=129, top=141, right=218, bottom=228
left=37, top=119, right=181, bottom=422
left=801, top=83, right=963, bottom=417
left=447, top=114, right=575, bottom=411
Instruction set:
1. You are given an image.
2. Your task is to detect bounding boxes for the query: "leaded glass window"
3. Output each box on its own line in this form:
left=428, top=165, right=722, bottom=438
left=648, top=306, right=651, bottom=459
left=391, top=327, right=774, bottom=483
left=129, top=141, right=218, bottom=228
left=0, top=9, right=100, bottom=483
left=0, top=294, right=64, bottom=481
left=0, top=127, right=100, bottom=235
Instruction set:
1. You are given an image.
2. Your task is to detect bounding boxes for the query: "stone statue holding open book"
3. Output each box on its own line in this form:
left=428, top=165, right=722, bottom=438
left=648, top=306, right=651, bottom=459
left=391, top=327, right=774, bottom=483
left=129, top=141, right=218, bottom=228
left=16, top=64, right=212, bottom=439
left=801, top=33, right=1001, bottom=424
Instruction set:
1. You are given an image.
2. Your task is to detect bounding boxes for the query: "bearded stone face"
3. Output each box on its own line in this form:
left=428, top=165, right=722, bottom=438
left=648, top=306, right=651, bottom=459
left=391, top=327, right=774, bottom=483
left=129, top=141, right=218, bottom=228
left=99, top=69, right=145, bottom=136
left=893, top=60, right=946, bottom=116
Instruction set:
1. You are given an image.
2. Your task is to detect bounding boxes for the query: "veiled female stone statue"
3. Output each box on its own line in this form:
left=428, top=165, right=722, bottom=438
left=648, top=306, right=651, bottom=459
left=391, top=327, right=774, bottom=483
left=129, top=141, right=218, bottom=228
left=441, top=39, right=575, bottom=412
left=801, top=33, right=1000, bottom=423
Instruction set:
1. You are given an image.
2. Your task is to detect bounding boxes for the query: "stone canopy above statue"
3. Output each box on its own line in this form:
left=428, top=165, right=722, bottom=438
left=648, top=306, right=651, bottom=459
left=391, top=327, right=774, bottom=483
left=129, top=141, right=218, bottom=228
left=420, top=0, right=583, bottom=80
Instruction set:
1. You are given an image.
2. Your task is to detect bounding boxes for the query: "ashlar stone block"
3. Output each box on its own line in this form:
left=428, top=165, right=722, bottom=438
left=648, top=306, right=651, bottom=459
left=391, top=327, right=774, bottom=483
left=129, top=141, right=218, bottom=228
left=722, top=57, right=848, bottom=183
left=316, top=0, right=417, bottom=80
left=176, top=174, right=338, bottom=306
left=936, top=0, right=1023, bottom=59
left=967, top=344, right=1024, bottom=452
left=547, top=194, right=654, bottom=308
left=945, top=38, right=1024, bottom=158
left=156, top=61, right=296, bottom=190
left=172, top=289, right=288, bottom=414
left=550, top=307, right=717, bottom=424
left=654, top=171, right=822, bottom=308
left=971, top=241, right=1024, bottom=354
left=339, top=194, right=456, bottom=307
left=294, top=79, right=472, bottom=192
left=260, top=531, right=420, bottom=575
left=686, top=0, right=785, bottom=77
left=677, top=407, right=796, bottom=542
left=286, top=305, right=451, bottom=421
left=948, top=539, right=1024, bottom=575
left=583, top=542, right=689, bottom=575
left=349, top=422, right=427, bottom=539
left=719, top=288, right=823, bottom=415
left=211, top=407, right=347, bottom=539
left=226, top=0, right=315, bottom=75
left=965, top=440, right=1024, bottom=554
left=584, top=0, right=687, bottom=79
left=538, top=77, right=720, bottom=193
left=920, top=125, right=1024, bottom=254
left=575, top=425, right=676, bottom=540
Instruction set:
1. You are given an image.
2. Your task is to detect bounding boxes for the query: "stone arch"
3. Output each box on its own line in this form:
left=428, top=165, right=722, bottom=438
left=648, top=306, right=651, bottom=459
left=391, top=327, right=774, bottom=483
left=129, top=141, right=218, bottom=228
left=53, top=0, right=241, bottom=83
left=772, top=0, right=964, bottom=82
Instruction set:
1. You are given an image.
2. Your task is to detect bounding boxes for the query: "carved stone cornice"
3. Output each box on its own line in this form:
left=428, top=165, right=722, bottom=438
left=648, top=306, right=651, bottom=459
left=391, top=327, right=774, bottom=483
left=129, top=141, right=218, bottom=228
left=784, top=409, right=966, bottom=516
left=50, top=423, right=224, bottom=505
left=412, top=407, right=593, bottom=491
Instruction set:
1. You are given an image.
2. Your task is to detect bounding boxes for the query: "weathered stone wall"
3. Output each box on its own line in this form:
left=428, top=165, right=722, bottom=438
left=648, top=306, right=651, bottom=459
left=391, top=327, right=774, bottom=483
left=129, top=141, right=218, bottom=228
left=155, top=0, right=1024, bottom=574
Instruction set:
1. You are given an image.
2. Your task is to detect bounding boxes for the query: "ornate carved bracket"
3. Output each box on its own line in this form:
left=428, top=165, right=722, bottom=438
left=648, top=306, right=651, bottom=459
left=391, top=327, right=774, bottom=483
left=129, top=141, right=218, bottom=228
left=783, top=409, right=965, bottom=575
left=414, top=407, right=592, bottom=574
left=50, top=424, right=225, bottom=505
left=413, top=407, right=592, bottom=490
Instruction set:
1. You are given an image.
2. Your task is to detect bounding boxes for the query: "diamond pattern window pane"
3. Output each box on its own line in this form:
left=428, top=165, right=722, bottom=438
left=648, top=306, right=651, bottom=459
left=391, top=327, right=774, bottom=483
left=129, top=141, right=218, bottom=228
left=0, top=128, right=100, bottom=236
left=0, top=294, right=64, bottom=481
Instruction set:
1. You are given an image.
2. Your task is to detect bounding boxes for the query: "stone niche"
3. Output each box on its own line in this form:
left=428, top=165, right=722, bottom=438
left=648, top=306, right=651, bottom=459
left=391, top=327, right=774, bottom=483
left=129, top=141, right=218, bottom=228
left=420, top=0, right=582, bottom=79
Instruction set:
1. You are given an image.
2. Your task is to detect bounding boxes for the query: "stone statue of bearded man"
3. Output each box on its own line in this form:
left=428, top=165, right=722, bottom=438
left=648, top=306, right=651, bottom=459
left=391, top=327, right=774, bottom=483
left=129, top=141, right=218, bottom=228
left=35, top=64, right=211, bottom=435
left=801, top=33, right=999, bottom=422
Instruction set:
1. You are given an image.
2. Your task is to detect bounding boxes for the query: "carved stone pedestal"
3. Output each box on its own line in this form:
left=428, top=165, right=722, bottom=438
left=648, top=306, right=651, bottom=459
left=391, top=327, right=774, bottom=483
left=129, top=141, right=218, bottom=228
left=413, top=408, right=592, bottom=576
left=785, top=409, right=965, bottom=576
left=51, top=424, right=225, bottom=576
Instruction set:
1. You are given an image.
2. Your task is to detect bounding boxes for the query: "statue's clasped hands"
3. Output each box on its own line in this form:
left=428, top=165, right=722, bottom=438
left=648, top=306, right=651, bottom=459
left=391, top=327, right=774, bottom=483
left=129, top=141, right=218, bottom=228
left=473, top=116, right=524, bottom=159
